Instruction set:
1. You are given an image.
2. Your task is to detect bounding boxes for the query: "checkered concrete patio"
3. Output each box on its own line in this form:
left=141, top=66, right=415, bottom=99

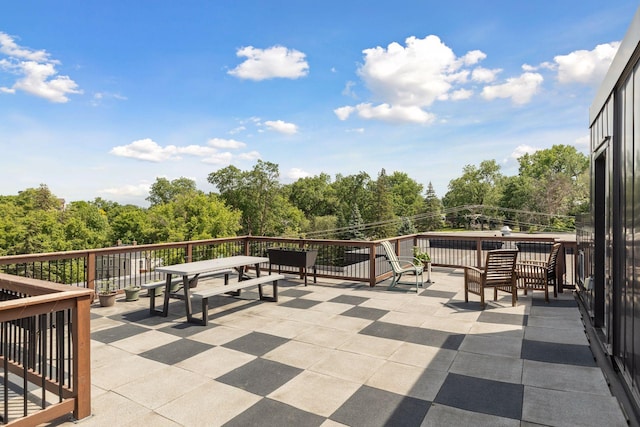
left=50, top=268, right=628, bottom=426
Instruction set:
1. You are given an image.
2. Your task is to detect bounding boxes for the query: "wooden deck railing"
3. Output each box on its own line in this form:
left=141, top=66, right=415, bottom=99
left=0, top=274, right=93, bottom=425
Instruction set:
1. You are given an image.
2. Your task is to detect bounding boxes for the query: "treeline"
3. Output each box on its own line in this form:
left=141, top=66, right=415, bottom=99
left=0, top=144, right=588, bottom=256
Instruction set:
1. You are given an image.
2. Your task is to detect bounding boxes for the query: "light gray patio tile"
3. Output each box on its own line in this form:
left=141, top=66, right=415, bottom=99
left=83, top=391, right=152, bottom=427
left=114, top=365, right=209, bottom=410
left=468, top=321, right=524, bottom=339
left=110, top=329, right=181, bottom=354
left=175, top=346, right=256, bottom=379
left=379, top=310, right=430, bottom=327
left=359, top=296, right=406, bottom=311
left=294, top=325, right=355, bottom=348
left=91, top=354, right=166, bottom=391
left=524, top=325, right=589, bottom=345
left=458, top=334, right=522, bottom=358
left=388, top=342, right=457, bottom=372
left=321, top=313, right=373, bottom=332
left=155, top=380, right=261, bottom=425
left=337, top=333, right=403, bottom=359
left=91, top=340, right=133, bottom=369
left=285, top=307, right=336, bottom=324
left=449, top=351, right=523, bottom=384
left=307, top=301, right=353, bottom=314
left=365, top=360, right=448, bottom=401
left=188, top=324, right=251, bottom=345
left=522, top=386, right=627, bottom=427
left=310, top=349, right=386, bottom=383
left=522, top=360, right=610, bottom=394
left=421, top=404, right=520, bottom=427
left=268, top=370, right=360, bottom=417
left=264, top=340, right=335, bottom=369
left=255, top=317, right=316, bottom=338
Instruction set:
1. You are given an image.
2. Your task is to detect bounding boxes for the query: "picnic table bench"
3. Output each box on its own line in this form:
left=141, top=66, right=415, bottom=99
left=192, top=273, right=283, bottom=325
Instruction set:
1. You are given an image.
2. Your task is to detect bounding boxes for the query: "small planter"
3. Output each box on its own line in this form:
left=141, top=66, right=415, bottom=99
left=124, top=286, right=141, bottom=302
left=98, top=292, right=117, bottom=307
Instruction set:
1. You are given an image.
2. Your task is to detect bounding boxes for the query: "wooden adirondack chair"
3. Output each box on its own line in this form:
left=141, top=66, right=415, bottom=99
left=464, top=249, right=518, bottom=308
left=380, top=240, right=425, bottom=293
left=516, top=242, right=561, bottom=303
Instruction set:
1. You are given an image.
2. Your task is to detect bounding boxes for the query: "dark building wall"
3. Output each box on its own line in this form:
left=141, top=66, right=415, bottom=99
left=580, top=6, right=640, bottom=410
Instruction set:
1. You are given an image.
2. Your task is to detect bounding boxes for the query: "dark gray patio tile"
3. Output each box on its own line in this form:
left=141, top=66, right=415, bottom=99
left=159, top=321, right=217, bottom=337
left=340, top=306, right=388, bottom=321
left=279, top=298, right=321, bottom=309
left=521, top=339, right=596, bottom=367
left=408, top=328, right=465, bottom=351
left=329, top=295, right=369, bottom=306
left=477, top=311, right=527, bottom=326
left=216, top=358, right=303, bottom=396
left=420, top=289, right=457, bottom=300
left=330, top=385, right=430, bottom=427
left=222, top=331, right=289, bottom=356
left=114, top=309, right=171, bottom=326
left=531, top=297, right=577, bottom=307
left=434, top=373, right=523, bottom=420
left=91, top=323, right=149, bottom=344
left=138, top=338, right=214, bottom=365
left=223, top=397, right=325, bottom=427
left=359, top=321, right=414, bottom=342
left=279, top=289, right=314, bottom=298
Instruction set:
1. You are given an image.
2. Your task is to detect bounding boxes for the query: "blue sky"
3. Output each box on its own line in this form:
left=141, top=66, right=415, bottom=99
left=1, top=1, right=636, bottom=206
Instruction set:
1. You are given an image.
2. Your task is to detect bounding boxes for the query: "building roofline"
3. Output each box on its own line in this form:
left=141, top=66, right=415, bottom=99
left=590, top=6, right=640, bottom=124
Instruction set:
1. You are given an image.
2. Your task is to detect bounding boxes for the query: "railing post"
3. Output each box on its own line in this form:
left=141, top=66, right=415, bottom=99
left=369, top=242, right=377, bottom=287
left=73, top=294, right=92, bottom=421
left=87, top=252, right=95, bottom=293
left=476, top=238, right=483, bottom=268
left=186, top=243, right=193, bottom=262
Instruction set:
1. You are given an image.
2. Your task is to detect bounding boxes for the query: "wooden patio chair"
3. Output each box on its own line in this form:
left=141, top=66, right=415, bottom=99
left=516, top=242, right=561, bottom=303
left=464, top=249, right=518, bottom=308
left=381, top=240, right=424, bottom=293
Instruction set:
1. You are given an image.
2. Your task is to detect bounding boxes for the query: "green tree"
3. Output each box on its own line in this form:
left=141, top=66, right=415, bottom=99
left=387, top=172, right=424, bottom=217
left=367, top=168, right=396, bottom=238
left=146, top=177, right=198, bottom=206
left=208, top=160, right=282, bottom=236
left=108, top=204, right=151, bottom=244
left=419, top=182, right=444, bottom=231
left=286, top=173, right=338, bottom=217
left=331, top=172, right=372, bottom=229
left=62, top=201, right=111, bottom=249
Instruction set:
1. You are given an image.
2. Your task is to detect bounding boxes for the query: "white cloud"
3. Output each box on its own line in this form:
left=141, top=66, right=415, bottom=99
left=471, top=67, right=501, bottom=83
left=264, top=120, right=298, bottom=134
left=336, top=102, right=435, bottom=124
left=337, top=35, right=489, bottom=124
left=451, top=88, right=473, bottom=100
left=111, top=137, right=256, bottom=163
left=574, top=134, right=590, bottom=147
left=100, top=183, right=151, bottom=197
left=481, top=72, right=543, bottom=104
left=334, top=106, right=355, bottom=121
left=287, top=168, right=310, bottom=180
left=554, top=42, right=620, bottom=85
left=237, top=151, right=261, bottom=160
left=228, top=45, right=309, bottom=81
left=208, top=138, right=246, bottom=149
left=91, top=91, right=127, bottom=106
left=510, top=144, right=538, bottom=160
left=0, top=32, right=81, bottom=103
left=346, top=128, right=365, bottom=133
left=358, top=35, right=480, bottom=108
left=110, top=138, right=181, bottom=162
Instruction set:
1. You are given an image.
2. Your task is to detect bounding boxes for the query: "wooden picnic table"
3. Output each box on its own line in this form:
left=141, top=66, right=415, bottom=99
left=155, top=255, right=269, bottom=323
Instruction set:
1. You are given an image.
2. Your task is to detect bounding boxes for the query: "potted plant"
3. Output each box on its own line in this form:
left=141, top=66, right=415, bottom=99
left=124, top=284, right=141, bottom=301
left=413, top=246, right=431, bottom=267
left=98, top=279, right=117, bottom=307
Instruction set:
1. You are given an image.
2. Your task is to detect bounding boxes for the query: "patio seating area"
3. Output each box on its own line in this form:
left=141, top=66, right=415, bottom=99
left=47, top=268, right=627, bottom=426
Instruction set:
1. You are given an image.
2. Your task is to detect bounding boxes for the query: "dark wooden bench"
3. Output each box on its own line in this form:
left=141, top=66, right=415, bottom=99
left=191, top=274, right=283, bottom=325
